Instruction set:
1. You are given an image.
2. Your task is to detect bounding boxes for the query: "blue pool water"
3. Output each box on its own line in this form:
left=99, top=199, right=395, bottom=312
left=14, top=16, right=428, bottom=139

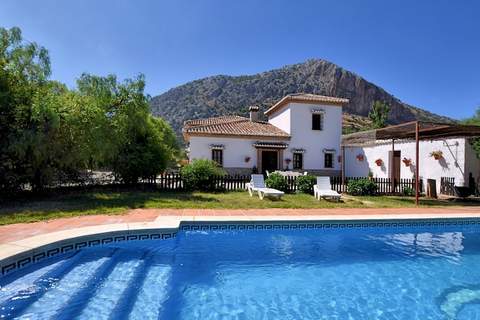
left=2, top=221, right=480, bottom=319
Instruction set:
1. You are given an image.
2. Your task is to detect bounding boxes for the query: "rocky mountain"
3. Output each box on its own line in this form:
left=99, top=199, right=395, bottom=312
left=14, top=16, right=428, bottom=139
left=150, top=59, right=453, bottom=139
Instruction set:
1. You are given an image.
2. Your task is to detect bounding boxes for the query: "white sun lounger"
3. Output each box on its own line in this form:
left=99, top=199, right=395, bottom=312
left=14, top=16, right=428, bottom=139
left=246, top=174, right=284, bottom=200
left=314, top=176, right=341, bottom=201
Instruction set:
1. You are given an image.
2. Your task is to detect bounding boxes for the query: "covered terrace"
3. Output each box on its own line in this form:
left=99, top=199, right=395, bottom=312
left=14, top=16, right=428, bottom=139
left=341, top=121, right=480, bottom=205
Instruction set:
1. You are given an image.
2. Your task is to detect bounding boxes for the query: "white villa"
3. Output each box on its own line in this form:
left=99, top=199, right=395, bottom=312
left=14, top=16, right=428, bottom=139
left=183, top=94, right=349, bottom=175
left=184, top=93, right=480, bottom=194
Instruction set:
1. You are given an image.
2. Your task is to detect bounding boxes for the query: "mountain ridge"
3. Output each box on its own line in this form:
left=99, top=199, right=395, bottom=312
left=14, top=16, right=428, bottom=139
left=150, top=59, right=453, bottom=138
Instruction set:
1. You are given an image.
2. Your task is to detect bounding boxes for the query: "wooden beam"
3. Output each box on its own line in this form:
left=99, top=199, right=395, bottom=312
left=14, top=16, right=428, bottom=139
left=341, top=146, right=346, bottom=189
left=415, top=121, right=420, bottom=206
left=391, top=139, right=395, bottom=192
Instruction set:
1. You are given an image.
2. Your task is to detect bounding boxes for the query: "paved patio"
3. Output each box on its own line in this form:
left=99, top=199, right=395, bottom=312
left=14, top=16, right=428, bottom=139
left=2, top=207, right=480, bottom=244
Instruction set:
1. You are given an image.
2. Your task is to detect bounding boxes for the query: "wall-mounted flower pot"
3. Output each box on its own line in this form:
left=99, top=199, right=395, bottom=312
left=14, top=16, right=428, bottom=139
left=244, top=156, right=251, bottom=163
left=375, top=159, right=383, bottom=166
left=402, top=158, right=412, bottom=167
left=356, top=154, right=364, bottom=162
left=429, top=151, right=443, bottom=160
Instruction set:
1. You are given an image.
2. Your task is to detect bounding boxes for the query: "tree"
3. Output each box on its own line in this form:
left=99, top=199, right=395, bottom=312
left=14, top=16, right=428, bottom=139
left=0, top=26, right=179, bottom=191
left=15, top=81, right=87, bottom=190
left=0, top=27, right=52, bottom=190
left=463, top=106, right=480, bottom=158
left=368, top=101, right=390, bottom=129
left=75, top=73, right=179, bottom=183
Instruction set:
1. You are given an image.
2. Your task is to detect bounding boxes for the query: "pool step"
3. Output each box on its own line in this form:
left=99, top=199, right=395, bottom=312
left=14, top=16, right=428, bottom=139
left=106, top=252, right=153, bottom=320
left=0, top=250, right=86, bottom=319
left=126, top=261, right=173, bottom=320
left=73, top=250, right=148, bottom=320
left=9, top=248, right=116, bottom=319
left=52, top=249, right=124, bottom=319
left=0, top=253, right=74, bottom=306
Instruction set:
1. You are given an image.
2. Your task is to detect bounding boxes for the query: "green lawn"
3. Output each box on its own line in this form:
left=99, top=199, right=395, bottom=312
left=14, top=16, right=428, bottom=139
left=0, top=190, right=478, bottom=225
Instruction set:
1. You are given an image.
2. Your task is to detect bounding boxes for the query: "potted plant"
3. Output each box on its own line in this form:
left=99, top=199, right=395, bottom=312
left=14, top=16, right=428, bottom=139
left=430, top=150, right=443, bottom=160
left=244, top=156, right=251, bottom=163
left=356, top=154, right=364, bottom=162
left=375, top=158, right=383, bottom=166
left=402, top=157, right=412, bottom=167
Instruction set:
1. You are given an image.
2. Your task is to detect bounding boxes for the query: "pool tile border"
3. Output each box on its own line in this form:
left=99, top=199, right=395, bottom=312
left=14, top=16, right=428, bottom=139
left=180, top=218, right=480, bottom=231
left=3, top=215, right=480, bottom=277
left=0, top=229, right=177, bottom=277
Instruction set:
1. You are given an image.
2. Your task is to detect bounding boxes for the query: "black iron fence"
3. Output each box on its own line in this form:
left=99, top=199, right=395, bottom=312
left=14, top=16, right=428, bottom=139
left=440, top=177, right=456, bottom=196
left=329, top=176, right=420, bottom=195
left=12, top=172, right=424, bottom=196
left=155, top=174, right=420, bottom=195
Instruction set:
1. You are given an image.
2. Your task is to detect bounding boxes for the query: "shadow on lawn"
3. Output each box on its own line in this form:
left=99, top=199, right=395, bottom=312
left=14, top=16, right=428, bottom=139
left=0, top=190, right=222, bottom=216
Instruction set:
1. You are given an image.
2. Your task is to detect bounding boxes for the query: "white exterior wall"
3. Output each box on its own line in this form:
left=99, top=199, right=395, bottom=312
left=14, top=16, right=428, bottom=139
left=189, top=136, right=268, bottom=170
left=268, top=107, right=291, bottom=134
left=268, top=102, right=342, bottom=172
left=344, top=138, right=480, bottom=193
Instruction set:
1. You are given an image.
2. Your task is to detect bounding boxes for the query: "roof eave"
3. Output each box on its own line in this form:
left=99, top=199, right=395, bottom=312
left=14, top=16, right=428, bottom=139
left=182, top=131, right=291, bottom=140
left=264, top=96, right=349, bottom=116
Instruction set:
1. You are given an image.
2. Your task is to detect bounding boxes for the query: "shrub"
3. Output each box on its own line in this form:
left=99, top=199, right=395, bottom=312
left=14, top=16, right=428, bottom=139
left=347, top=179, right=377, bottom=196
left=265, top=173, right=289, bottom=192
left=296, top=175, right=317, bottom=194
left=180, top=159, right=226, bottom=191
left=402, top=186, right=415, bottom=196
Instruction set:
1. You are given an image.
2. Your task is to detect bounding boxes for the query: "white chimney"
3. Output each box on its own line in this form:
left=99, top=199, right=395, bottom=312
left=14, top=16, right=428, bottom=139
left=249, top=105, right=260, bottom=122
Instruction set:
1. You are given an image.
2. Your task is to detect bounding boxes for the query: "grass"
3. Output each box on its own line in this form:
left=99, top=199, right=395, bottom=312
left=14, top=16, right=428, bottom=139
left=0, top=190, right=478, bottom=225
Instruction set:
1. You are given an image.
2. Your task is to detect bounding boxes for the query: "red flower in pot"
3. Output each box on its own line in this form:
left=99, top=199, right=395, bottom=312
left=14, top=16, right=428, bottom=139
left=375, top=158, right=383, bottom=166
left=356, top=154, right=364, bottom=162
left=402, top=158, right=412, bottom=167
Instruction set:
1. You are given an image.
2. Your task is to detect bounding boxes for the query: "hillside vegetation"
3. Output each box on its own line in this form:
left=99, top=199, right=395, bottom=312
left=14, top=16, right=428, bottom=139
left=150, top=59, right=453, bottom=138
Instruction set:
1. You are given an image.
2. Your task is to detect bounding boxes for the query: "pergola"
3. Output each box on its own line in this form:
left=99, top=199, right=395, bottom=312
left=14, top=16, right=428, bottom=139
left=341, top=121, right=480, bottom=206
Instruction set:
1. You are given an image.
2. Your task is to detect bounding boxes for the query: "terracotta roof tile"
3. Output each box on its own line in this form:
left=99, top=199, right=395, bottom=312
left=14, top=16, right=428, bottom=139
left=183, top=115, right=290, bottom=139
left=265, top=93, right=349, bottom=115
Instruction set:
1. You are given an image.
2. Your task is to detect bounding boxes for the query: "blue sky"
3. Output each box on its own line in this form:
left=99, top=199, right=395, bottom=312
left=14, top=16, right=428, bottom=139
left=1, top=0, right=479, bottom=119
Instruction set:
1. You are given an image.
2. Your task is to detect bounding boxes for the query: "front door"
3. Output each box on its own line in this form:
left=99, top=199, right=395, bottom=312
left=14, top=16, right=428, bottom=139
left=389, top=150, right=401, bottom=191
left=262, top=150, right=278, bottom=174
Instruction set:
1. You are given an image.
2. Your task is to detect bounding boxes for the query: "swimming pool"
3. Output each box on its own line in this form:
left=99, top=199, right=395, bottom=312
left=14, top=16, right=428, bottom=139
left=1, top=219, right=480, bottom=319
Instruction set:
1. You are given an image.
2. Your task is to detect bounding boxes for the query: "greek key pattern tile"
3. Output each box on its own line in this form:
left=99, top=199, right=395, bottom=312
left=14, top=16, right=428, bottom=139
left=1, top=231, right=176, bottom=277
left=180, top=219, right=480, bottom=231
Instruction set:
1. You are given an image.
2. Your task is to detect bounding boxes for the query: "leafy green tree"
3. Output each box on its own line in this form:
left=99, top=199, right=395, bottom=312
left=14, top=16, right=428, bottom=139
left=16, top=81, right=86, bottom=189
left=463, top=107, right=480, bottom=158
left=368, top=101, right=390, bottom=129
left=0, top=27, right=51, bottom=190
left=75, top=73, right=178, bottom=183
left=0, top=26, right=179, bottom=191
